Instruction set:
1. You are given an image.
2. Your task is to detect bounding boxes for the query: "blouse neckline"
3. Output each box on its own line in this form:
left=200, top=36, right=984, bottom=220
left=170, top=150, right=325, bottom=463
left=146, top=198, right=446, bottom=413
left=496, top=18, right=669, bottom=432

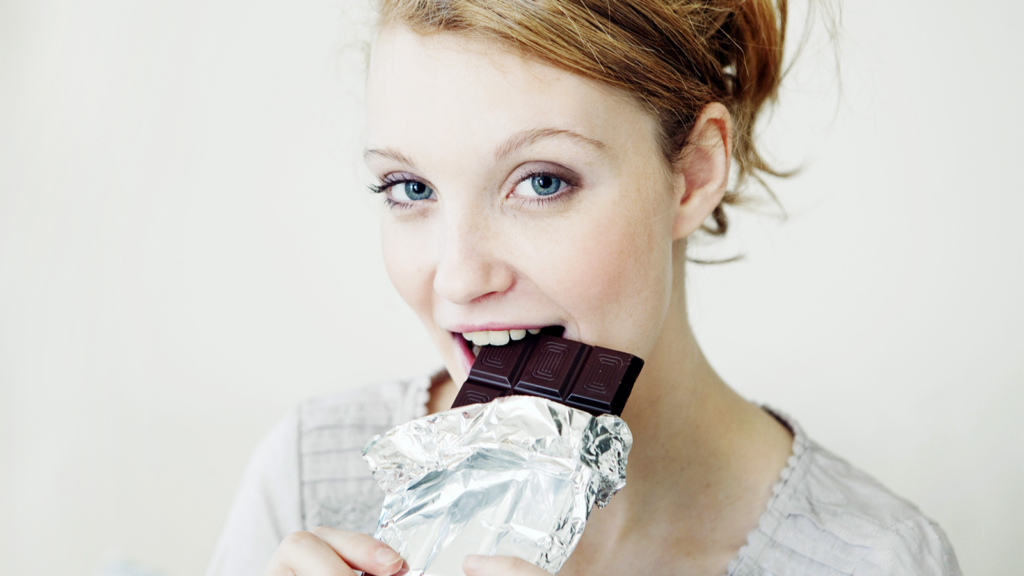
left=725, top=406, right=810, bottom=575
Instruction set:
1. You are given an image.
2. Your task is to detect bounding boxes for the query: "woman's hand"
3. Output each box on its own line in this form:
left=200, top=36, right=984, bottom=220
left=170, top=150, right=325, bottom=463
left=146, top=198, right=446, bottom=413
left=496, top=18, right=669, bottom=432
left=462, top=555, right=552, bottom=576
left=264, top=527, right=408, bottom=576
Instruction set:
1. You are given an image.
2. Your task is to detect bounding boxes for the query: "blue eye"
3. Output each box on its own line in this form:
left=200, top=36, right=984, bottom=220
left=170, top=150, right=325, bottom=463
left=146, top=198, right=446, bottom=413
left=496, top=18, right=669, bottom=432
left=379, top=180, right=435, bottom=204
left=531, top=175, right=562, bottom=196
left=402, top=181, right=433, bottom=200
left=514, top=173, right=568, bottom=198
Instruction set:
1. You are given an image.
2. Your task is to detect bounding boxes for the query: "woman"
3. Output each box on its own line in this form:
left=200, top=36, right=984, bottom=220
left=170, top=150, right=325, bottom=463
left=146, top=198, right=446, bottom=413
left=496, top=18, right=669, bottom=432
left=208, top=0, right=961, bottom=574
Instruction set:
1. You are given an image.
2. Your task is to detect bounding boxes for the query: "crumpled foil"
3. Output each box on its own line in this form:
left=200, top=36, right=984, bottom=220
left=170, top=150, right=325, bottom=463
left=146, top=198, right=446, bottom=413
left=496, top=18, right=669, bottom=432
left=361, top=395, right=632, bottom=576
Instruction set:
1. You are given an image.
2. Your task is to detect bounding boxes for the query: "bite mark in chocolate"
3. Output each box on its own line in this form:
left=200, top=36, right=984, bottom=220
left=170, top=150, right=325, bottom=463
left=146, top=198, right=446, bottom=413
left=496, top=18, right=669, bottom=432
left=452, top=333, right=643, bottom=416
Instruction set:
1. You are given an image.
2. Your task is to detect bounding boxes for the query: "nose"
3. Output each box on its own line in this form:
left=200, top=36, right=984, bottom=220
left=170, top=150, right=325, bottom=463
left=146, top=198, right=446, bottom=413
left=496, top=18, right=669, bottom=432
left=433, top=210, right=515, bottom=305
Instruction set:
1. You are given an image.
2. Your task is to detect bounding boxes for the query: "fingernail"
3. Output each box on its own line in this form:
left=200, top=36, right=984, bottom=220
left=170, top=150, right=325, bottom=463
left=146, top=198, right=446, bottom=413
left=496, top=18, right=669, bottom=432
left=376, top=547, right=402, bottom=566
left=463, top=555, right=485, bottom=572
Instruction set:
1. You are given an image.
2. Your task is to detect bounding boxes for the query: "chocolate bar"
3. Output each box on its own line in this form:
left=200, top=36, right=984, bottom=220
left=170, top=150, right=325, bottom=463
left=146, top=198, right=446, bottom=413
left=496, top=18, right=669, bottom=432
left=452, top=333, right=643, bottom=416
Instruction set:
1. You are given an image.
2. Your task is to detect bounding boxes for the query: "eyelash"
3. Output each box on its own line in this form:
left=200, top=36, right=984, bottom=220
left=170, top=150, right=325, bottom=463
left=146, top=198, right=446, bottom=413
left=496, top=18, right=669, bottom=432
left=367, top=175, right=415, bottom=211
left=368, top=170, right=579, bottom=211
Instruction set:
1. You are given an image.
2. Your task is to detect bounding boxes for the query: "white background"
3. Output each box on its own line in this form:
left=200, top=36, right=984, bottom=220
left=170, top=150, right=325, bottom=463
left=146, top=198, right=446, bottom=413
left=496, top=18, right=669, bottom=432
left=1, top=0, right=1021, bottom=574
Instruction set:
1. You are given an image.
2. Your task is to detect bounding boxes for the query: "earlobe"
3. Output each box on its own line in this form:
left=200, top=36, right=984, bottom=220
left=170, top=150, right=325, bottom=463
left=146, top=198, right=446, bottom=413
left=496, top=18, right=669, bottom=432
left=671, top=103, right=732, bottom=241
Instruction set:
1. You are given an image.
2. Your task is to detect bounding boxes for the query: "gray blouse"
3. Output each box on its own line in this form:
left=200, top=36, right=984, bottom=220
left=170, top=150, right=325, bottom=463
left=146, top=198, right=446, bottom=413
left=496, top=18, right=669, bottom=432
left=206, top=376, right=961, bottom=576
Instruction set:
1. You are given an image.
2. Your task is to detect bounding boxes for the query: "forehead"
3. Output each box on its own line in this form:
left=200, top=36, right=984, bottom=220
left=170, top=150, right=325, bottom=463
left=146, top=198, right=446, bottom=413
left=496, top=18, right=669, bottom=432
left=365, top=26, right=658, bottom=164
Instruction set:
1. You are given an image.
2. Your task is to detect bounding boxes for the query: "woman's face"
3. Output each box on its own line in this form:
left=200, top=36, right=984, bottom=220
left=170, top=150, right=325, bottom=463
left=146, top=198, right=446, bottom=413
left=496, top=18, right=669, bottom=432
left=365, top=27, right=681, bottom=385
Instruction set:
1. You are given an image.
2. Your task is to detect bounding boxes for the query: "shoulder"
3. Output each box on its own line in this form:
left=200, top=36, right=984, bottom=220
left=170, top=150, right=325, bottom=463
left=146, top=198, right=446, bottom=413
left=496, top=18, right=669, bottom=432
left=295, top=374, right=432, bottom=494
left=206, top=375, right=433, bottom=576
left=297, top=375, right=433, bottom=532
left=297, top=373, right=432, bottom=433
left=730, top=410, right=962, bottom=576
left=241, top=375, right=430, bottom=481
left=792, top=441, right=961, bottom=575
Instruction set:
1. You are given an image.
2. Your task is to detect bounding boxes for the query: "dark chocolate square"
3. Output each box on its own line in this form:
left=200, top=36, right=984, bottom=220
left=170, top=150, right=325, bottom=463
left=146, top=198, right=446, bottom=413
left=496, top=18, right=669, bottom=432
left=565, top=348, right=641, bottom=416
left=513, top=336, right=587, bottom=401
left=452, top=381, right=507, bottom=408
left=467, top=337, right=535, bottom=390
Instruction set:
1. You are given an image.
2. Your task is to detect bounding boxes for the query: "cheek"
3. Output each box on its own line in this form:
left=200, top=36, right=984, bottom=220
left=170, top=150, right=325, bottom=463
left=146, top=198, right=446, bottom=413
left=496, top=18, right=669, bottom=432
left=529, top=200, right=673, bottom=350
left=381, top=219, right=435, bottom=320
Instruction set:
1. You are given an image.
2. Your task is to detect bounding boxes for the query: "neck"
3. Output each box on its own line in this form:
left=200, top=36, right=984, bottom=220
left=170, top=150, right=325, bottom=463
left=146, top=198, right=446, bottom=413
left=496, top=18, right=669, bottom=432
left=563, top=245, right=793, bottom=573
left=615, top=297, right=741, bottom=513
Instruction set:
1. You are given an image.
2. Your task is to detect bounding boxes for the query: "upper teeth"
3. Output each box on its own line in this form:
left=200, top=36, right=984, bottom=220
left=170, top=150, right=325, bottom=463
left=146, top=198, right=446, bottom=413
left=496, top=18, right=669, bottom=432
left=462, top=328, right=540, bottom=346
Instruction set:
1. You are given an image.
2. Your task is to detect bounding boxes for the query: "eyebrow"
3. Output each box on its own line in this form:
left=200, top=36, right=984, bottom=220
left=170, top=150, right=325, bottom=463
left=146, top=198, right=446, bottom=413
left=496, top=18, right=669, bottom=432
left=363, top=127, right=606, bottom=168
left=492, top=127, right=607, bottom=163
left=363, top=147, right=419, bottom=168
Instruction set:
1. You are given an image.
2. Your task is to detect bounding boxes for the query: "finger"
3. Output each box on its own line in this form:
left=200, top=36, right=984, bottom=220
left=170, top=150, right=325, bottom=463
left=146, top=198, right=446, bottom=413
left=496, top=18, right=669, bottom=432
left=463, top=555, right=548, bottom=576
left=263, top=530, right=358, bottom=576
left=312, top=526, right=407, bottom=576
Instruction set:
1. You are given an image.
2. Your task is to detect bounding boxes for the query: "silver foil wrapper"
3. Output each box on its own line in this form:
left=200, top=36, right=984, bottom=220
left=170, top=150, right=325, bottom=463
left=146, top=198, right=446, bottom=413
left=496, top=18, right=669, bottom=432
left=361, top=395, right=632, bottom=576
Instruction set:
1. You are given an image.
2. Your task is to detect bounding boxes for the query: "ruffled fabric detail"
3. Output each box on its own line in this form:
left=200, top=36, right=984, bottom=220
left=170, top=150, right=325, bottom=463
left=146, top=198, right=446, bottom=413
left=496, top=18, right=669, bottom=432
left=724, top=405, right=809, bottom=576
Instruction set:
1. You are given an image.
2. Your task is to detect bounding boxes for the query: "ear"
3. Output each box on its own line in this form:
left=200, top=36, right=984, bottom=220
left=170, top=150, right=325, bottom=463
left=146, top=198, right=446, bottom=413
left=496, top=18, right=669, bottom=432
left=671, top=103, right=732, bottom=240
